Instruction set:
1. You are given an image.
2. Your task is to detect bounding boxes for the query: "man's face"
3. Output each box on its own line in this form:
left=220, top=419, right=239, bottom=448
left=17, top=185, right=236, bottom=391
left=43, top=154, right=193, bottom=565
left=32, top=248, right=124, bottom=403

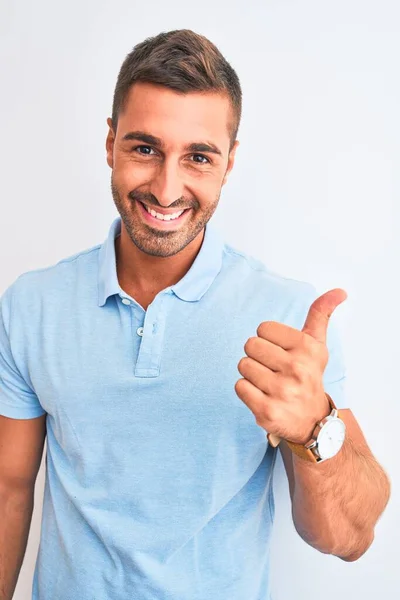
left=106, top=81, right=239, bottom=258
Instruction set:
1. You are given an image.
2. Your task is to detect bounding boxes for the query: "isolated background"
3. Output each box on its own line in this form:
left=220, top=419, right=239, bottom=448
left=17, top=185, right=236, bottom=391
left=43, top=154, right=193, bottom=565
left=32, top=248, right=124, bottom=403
left=0, top=1, right=398, bottom=598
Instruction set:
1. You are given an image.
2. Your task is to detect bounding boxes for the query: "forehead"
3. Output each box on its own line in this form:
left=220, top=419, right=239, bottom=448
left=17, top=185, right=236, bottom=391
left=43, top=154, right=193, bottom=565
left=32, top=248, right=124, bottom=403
left=118, top=82, right=232, bottom=151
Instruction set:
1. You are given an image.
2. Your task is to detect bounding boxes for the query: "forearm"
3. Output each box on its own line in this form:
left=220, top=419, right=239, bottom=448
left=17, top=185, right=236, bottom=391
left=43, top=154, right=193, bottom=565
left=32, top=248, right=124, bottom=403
left=291, top=435, right=391, bottom=560
left=0, top=488, right=34, bottom=600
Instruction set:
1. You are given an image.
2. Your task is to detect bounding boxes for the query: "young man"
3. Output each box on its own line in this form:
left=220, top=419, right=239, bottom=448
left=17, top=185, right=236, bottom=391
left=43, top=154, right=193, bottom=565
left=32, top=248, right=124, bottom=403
left=0, top=29, right=390, bottom=600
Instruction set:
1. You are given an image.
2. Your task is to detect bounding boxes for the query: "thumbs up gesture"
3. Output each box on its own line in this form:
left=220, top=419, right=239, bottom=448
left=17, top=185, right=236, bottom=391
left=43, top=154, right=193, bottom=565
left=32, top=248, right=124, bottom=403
left=235, top=288, right=348, bottom=446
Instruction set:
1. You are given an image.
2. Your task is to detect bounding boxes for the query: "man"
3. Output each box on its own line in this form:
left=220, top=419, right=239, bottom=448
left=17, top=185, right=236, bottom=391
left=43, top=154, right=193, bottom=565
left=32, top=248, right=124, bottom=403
left=0, top=29, right=391, bottom=600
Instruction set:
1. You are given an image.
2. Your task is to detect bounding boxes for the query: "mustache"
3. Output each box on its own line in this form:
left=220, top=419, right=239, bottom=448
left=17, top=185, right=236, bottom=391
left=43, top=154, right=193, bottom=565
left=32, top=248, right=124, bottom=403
left=128, top=191, right=195, bottom=211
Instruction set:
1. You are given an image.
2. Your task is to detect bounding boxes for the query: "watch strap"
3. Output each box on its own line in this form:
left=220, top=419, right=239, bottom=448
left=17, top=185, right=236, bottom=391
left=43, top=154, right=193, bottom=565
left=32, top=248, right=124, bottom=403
left=286, top=393, right=339, bottom=463
left=285, top=439, right=320, bottom=462
left=268, top=393, right=339, bottom=463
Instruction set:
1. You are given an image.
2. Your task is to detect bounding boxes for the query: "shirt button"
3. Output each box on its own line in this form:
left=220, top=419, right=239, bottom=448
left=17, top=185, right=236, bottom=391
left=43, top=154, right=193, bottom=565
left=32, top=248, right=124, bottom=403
left=136, top=327, right=144, bottom=337
left=122, top=298, right=131, bottom=305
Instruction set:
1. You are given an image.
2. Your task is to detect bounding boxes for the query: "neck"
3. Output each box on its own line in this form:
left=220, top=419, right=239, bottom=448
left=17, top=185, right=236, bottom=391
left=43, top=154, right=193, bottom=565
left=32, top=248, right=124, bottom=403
left=115, top=226, right=205, bottom=296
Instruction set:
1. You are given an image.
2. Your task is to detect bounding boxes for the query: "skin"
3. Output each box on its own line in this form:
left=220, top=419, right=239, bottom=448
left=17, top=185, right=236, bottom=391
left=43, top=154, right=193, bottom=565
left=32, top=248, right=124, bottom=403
left=105, top=81, right=239, bottom=309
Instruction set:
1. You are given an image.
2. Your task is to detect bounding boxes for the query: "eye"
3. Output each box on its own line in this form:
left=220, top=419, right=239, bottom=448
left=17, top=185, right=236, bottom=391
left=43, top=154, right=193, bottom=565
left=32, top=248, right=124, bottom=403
left=192, top=154, right=210, bottom=165
left=130, top=145, right=210, bottom=165
left=132, top=145, right=156, bottom=155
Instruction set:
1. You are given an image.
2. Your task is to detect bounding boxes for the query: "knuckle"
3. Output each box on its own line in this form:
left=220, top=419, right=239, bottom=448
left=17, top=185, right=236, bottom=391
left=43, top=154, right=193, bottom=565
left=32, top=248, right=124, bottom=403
left=235, top=378, right=246, bottom=394
left=301, top=334, right=314, bottom=353
left=321, top=345, right=329, bottom=364
left=238, top=356, right=249, bottom=372
left=276, top=377, right=297, bottom=401
left=274, top=377, right=287, bottom=397
left=290, top=359, right=309, bottom=381
left=244, top=336, right=258, bottom=354
left=259, top=404, right=278, bottom=427
left=256, top=320, right=274, bottom=337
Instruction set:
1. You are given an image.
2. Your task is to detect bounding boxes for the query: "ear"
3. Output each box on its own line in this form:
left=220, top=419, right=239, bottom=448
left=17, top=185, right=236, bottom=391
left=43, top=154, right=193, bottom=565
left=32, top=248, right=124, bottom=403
left=222, top=140, right=239, bottom=186
left=106, top=117, right=115, bottom=169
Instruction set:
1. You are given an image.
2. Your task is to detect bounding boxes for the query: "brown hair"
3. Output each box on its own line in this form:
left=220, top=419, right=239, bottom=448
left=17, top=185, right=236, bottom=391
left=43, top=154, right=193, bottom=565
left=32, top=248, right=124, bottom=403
left=111, top=29, right=242, bottom=152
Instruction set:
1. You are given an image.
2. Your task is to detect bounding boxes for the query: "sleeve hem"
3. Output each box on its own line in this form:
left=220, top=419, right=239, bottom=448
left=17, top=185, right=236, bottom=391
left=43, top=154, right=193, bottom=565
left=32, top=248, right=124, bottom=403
left=0, top=400, right=46, bottom=420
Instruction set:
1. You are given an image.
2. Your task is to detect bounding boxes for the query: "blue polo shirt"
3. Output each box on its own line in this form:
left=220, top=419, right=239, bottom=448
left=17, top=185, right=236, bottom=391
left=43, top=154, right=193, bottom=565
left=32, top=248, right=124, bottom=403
left=0, top=216, right=347, bottom=600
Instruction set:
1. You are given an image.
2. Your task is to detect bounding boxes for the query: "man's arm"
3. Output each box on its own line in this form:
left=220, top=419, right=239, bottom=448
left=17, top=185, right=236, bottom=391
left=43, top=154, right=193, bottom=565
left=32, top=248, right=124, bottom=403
left=279, top=408, right=391, bottom=561
left=0, top=414, right=47, bottom=600
left=0, top=489, right=35, bottom=600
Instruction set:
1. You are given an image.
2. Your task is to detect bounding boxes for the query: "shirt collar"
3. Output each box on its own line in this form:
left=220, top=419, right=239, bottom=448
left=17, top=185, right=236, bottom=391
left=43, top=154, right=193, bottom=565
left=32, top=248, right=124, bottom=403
left=97, top=216, right=225, bottom=307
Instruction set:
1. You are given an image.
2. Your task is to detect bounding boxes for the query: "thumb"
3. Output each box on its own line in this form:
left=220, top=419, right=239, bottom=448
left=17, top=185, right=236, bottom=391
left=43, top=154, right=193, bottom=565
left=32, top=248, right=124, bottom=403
left=302, top=288, right=348, bottom=344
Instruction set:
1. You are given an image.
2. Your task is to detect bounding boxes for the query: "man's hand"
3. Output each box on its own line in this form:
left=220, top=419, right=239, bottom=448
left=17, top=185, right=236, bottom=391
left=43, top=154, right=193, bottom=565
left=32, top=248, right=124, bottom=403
left=234, top=288, right=348, bottom=445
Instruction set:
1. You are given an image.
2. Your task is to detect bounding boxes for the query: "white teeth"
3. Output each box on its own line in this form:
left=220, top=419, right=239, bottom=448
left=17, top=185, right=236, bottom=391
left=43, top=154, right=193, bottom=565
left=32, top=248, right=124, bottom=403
left=144, top=205, right=184, bottom=221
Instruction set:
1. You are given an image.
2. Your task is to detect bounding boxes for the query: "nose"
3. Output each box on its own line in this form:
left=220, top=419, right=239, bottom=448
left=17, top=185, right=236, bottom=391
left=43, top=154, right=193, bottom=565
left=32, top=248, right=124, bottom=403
left=149, top=158, right=185, bottom=208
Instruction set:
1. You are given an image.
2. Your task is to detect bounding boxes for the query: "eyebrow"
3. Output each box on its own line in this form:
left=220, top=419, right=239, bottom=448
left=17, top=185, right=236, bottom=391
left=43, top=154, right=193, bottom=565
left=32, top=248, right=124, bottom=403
left=121, top=130, right=223, bottom=156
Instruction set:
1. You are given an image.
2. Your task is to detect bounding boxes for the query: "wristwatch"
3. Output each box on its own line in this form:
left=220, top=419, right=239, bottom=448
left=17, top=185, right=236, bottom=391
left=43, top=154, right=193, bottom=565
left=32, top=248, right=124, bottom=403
left=267, top=393, right=346, bottom=463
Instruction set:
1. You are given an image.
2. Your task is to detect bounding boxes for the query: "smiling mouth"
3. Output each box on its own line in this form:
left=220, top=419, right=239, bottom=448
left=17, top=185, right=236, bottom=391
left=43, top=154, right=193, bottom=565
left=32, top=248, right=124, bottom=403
left=140, top=201, right=188, bottom=217
left=136, top=199, right=191, bottom=225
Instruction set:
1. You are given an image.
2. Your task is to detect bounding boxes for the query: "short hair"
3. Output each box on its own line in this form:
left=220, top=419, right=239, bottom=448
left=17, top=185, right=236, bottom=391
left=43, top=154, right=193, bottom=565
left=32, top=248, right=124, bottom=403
left=111, top=29, right=242, bottom=152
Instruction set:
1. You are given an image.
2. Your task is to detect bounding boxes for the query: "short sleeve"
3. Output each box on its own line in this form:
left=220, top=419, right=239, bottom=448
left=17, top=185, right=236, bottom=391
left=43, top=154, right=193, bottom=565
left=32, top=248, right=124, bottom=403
left=0, top=282, right=46, bottom=419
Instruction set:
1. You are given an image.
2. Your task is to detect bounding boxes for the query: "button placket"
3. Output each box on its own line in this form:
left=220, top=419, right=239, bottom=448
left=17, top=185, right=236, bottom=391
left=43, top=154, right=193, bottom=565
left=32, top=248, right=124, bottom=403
left=134, top=294, right=168, bottom=377
left=120, top=297, right=145, bottom=337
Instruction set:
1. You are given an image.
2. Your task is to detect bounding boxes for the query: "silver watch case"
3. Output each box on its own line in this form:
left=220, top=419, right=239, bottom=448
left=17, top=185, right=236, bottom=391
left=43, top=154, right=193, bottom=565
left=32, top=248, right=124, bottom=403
left=305, top=409, right=346, bottom=463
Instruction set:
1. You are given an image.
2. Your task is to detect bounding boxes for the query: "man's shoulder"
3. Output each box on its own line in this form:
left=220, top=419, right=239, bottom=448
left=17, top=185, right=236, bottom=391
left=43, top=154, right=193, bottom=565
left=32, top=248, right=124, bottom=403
left=1, top=243, right=102, bottom=308
left=222, top=241, right=316, bottom=303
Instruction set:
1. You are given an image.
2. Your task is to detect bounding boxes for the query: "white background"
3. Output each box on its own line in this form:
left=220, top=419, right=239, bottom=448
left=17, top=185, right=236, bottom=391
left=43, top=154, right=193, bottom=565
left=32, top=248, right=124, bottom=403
left=0, top=1, right=398, bottom=598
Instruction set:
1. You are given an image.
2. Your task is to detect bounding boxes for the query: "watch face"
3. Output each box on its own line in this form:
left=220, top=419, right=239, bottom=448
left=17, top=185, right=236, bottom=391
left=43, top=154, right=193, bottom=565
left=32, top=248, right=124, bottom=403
left=318, top=419, right=346, bottom=459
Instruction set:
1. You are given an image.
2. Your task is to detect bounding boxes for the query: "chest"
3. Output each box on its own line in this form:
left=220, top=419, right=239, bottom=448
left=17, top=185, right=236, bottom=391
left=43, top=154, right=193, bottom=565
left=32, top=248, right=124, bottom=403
left=30, top=295, right=270, bottom=506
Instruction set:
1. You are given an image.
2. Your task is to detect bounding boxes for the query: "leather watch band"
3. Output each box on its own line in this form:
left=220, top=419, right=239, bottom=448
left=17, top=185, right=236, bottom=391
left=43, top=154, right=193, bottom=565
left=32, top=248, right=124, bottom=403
left=267, top=393, right=340, bottom=463
left=285, top=438, right=322, bottom=462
